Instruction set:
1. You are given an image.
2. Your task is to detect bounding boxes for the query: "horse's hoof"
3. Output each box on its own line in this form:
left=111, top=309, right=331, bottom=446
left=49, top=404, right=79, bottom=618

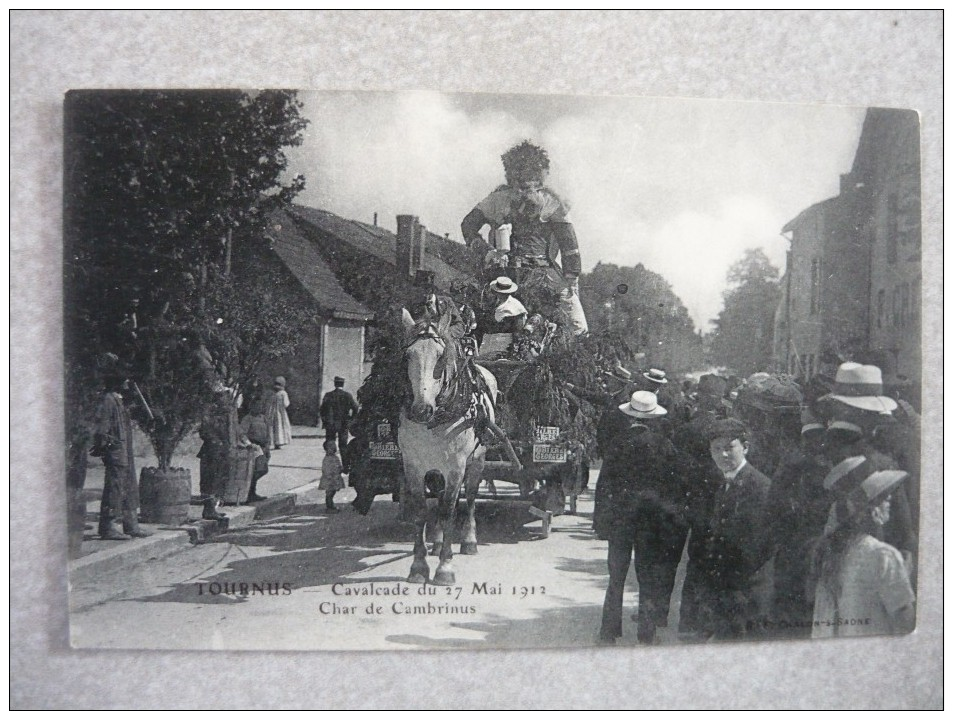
left=408, top=562, right=430, bottom=584
left=430, top=542, right=443, bottom=557
left=433, top=566, right=455, bottom=586
left=460, top=542, right=478, bottom=555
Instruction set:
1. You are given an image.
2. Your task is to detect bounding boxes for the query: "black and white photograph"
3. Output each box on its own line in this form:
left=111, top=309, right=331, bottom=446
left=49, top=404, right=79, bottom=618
left=11, top=10, right=942, bottom=710
left=64, top=89, right=923, bottom=651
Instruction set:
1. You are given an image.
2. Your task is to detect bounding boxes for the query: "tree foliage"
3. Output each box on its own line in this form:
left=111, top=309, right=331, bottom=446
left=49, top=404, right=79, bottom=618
left=578, top=262, right=704, bottom=374
left=708, top=248, right=782, bottom=375
left=64, top=90, right=309, bottom=467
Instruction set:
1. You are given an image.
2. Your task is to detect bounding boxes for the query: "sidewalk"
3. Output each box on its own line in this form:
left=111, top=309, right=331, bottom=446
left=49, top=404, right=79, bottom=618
left=69, top=425, right=329, bottom=585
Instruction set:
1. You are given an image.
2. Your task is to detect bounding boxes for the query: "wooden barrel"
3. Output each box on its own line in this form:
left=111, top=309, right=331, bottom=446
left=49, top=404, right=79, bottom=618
left=222, top=448, right=256, bottom=505
left=139, top=466, right=191, bottom=525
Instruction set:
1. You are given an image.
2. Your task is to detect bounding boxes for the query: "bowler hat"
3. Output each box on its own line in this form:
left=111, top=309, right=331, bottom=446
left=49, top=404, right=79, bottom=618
left=696, top=374, right=727, bottom=399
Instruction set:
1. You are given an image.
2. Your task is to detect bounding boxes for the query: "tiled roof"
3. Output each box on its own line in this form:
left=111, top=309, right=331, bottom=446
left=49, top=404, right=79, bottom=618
left=289, top=205, right=472, bottom=286
left=267, top=211, right=374, bottom=321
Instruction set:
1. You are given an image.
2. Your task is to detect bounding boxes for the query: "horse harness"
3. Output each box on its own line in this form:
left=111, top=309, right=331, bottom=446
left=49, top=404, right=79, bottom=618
left=404, top=318, right=493, bottom=434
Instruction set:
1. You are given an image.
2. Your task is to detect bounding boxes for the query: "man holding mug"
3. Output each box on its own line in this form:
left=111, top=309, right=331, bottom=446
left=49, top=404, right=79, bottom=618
left=461, top=140, right=588, bottom=336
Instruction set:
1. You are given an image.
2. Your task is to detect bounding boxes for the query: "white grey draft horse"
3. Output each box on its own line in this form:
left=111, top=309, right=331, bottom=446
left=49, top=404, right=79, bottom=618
left=399, top=306, right=498, bottom=586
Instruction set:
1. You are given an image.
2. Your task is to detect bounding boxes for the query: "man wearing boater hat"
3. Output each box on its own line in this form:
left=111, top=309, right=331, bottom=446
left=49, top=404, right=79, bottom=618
left=812, top=456, right=915, bottom=637
left=481, top=275, right=528, bottom=336
left=819, top=362, right=918, bottom=576
left=594, top=391, right=687, bottom=644
left=641, top=367, right=690, bottom=426
left=461, top=140, right=588, bottom=335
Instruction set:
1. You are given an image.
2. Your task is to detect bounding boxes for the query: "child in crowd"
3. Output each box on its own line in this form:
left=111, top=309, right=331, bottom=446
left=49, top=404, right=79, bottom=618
left=320, top=439, right=345, bottom=513
left=239, top=398, right=273, bottom=503
left=812, top=457, right=915, bottom=638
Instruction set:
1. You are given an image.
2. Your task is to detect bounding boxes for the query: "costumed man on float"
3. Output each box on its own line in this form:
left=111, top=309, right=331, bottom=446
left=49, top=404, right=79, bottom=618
left=461, top=140, right=589, bottom=336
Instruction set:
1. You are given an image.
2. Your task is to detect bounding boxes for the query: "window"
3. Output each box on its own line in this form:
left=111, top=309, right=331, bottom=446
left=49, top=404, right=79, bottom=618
left=892, top=286, right=902, bottom=327
left=810, top=258, right=821, bottom=315
left=877, top=289, right=885, bottom=329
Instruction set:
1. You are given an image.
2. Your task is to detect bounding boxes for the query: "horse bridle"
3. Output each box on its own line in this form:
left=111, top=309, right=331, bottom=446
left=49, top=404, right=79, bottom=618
left=404, top=320, right=450, bottom=382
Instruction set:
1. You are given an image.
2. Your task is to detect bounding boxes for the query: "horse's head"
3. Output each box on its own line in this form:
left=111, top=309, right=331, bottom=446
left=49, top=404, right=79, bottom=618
left=402, top=306, right=451, bottom=424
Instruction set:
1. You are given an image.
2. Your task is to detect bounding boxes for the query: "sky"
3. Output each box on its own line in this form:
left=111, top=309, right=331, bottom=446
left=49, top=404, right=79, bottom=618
left=285, top=91, right=866, bottom=332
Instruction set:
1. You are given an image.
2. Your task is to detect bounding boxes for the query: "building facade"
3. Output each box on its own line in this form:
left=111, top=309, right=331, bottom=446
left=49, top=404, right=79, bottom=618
left=775, top=108, right=921, bottom=402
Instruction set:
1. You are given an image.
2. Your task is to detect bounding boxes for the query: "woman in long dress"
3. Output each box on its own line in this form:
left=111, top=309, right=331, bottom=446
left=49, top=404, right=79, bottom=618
left=267, top=376, right=292, bottom=449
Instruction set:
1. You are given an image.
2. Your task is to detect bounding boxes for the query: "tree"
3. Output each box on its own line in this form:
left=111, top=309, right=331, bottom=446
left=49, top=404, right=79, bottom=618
left=64, top=90, right=309, bottom=469
left=708, top=248, right=782, bottom=375
left=578, top=262, right=705, bottom=374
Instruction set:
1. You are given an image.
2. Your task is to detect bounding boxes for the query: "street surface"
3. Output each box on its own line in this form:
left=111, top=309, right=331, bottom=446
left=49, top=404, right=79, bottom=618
left=71, top=438, right=688, bottom=650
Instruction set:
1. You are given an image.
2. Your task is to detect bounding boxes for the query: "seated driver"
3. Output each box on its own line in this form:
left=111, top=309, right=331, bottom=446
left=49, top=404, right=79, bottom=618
left=484, top=276, right=528, bottom=335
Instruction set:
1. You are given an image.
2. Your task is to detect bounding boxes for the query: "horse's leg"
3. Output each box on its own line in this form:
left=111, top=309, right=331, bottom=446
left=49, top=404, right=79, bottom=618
left=430, top=513, right=444, bottom=557
left=427, top=470, right=446, bottom=556
left=460, top=456, right=483, bottom=555
left=405, top=484, right=430, bottom=584
left=433, top=475, right=463, bottom=586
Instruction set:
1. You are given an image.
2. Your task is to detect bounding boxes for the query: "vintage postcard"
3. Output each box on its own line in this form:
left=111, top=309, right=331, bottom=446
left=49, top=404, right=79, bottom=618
left=64, top=89, right=921, bottom=650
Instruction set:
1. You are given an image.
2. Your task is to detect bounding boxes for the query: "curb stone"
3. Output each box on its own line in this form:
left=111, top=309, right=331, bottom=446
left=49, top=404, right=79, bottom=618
left=68, top=483, right=320, bottom=583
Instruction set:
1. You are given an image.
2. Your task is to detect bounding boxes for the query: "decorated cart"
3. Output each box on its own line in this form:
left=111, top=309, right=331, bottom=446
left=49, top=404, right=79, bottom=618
left=349, top=330, right=590, bottom=530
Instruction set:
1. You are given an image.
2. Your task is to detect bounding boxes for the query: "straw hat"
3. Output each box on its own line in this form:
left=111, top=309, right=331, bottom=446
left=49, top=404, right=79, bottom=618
left=489, top=276, right=518, bottom=294
left=619, top=390, right=667, bottom=419
left=824, top=455, right=909, bottom=527
left=822, top=362, right=898, bottom=413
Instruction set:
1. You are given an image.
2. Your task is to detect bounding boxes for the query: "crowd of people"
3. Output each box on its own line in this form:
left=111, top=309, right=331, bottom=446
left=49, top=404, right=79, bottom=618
left=591, top=362, right=919, bottom=645
left=86, top=137, right=920, bottom=649
left=92, top=367, right=358, bottom=535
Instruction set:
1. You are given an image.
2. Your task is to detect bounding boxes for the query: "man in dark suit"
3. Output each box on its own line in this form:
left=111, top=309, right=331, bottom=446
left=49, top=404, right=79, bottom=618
left=690, top=417, right=773, bottom=640
left=594, top=391, right=688, bottom=645
left=672, top=375, right=730, bottom=637
left=320, top=376, right=358, bottom=470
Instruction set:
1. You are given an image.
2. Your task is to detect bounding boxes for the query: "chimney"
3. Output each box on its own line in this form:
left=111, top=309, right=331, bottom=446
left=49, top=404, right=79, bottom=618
left=373, top=212, right=378, bottom=227
left=413, top=222, right=427, bottom=273
left=396, top=214, right=418, bottom=279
